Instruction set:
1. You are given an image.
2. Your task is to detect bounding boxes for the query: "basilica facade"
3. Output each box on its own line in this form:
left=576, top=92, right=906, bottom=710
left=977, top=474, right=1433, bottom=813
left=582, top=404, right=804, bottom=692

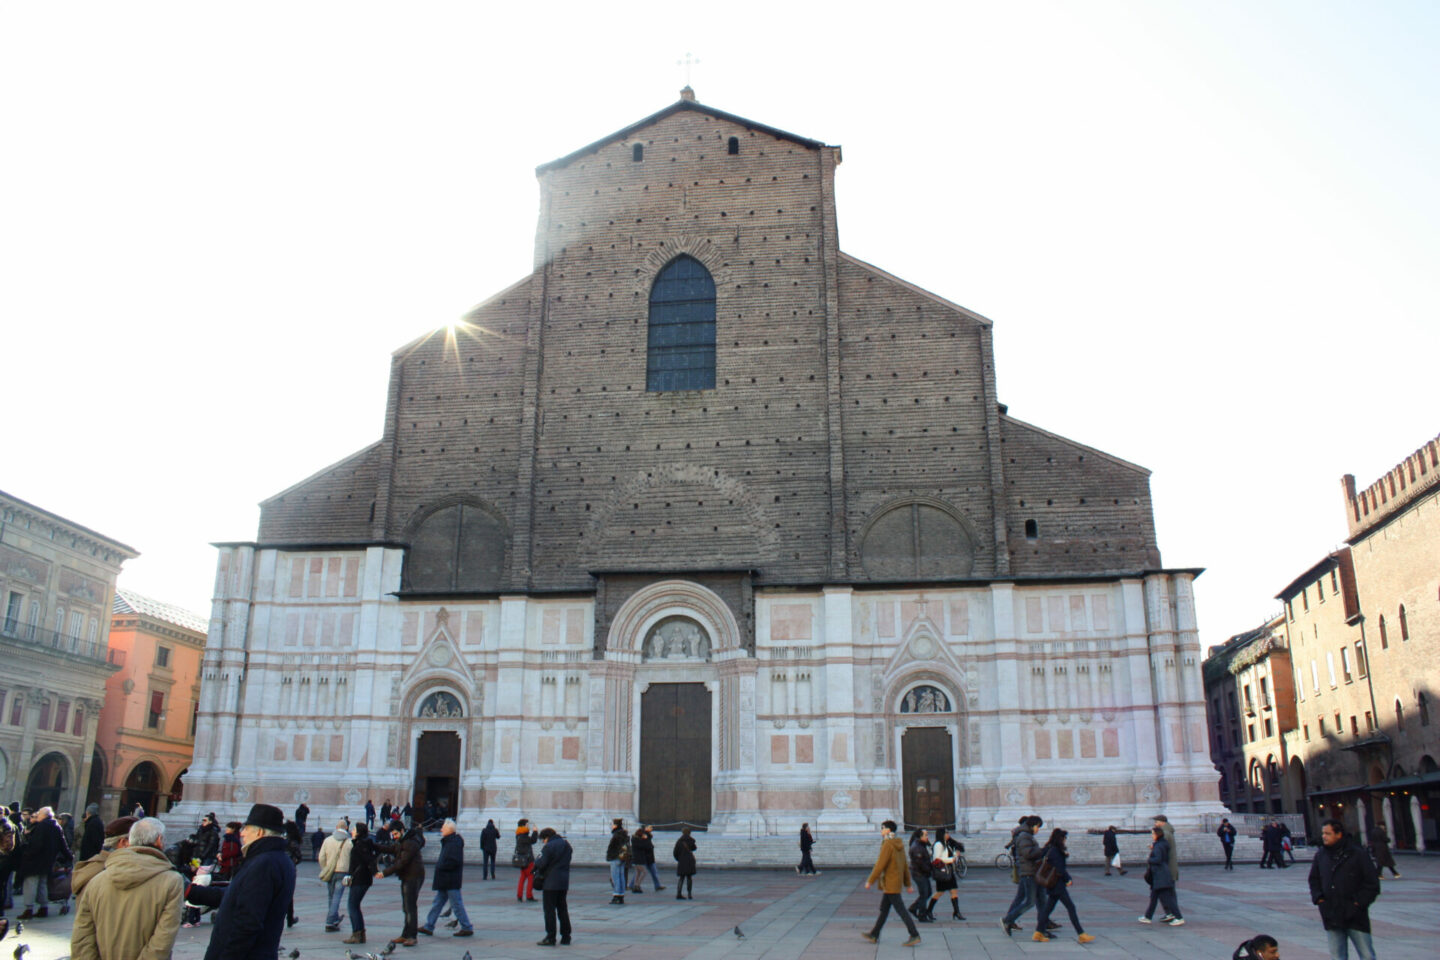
left=179, top=92, right=1218, bottom=836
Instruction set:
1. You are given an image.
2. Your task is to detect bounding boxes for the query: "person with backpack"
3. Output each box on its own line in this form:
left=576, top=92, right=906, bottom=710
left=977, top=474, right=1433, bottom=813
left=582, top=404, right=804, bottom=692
left=1000, top=815, right=1045, bottom=935
left=514, top=819, right=538, bottom=902
left=1031, top=828, right=1095, bottom=943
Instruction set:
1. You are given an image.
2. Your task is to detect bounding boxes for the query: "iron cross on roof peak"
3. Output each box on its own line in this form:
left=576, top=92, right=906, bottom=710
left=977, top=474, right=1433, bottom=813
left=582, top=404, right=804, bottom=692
left=677, top=52, right=700, bottom=99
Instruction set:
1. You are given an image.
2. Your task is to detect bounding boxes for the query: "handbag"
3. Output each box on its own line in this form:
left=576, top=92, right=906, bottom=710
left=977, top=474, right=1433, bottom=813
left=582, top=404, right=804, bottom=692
left=511, top=854, right=527, bottom=868
left=930, top=857, right=952, bottom=881
left=1035, top=857, right=1059, bottom=889
left=1142, top=867, right=1153, bottom=886
left=48, top=867, right=72, bottom=902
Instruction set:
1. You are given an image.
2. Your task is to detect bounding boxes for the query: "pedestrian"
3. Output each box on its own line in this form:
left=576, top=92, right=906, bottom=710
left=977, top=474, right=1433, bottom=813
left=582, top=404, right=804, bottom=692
left=1138, top=824, right=1184, bottom=926
left=58, top=812, right=76, bottom=852
left=1366, top=824, right=1400, bottom=879
left=861, top=819, right=921, bottom=946
left=1279, top=822, right=1296, bottom=864
left=311, top=825, right=326, bottom=862
left=1234, top=934, right=1281, bottom=960
left=798, top=823, right=818, bottom=875
left=15, top=806, right=67, bottom=920
left=374, top=818, right=426, bottom=947
left=534, top=826, right=573, bottom=946
left=342, top=822, right=378, bottom=945
left=514, top=818, right=538, bottom=901
left=0, top=815, right=20, bottom=919
left=401, top=801, right=413, bottom=830
left=380, top=800, right=392, bottom=825
left=69, top=818, right=183, bottom=960
left=1103, top=824, right=1126, bottom=875
left=480, top=819, right=499, bottom=880
left=907, top=828, right=933, bottom=923
left=282, top=820, right=302, bottom=927
left=196, top=803, right=298, bottom=960
left=1154, top=814, right=1181, bottom=891
left=1000, top=815, right=1044, bottom=935
left=605, top=818, right=630, bottom=905
left=132, top=803, right=146, bottom=818
left=1308, top=819, right=1380, bottom=960
left=418, top=819, right=473, bottom=937
left=217, top=822, right=242, bottom=880
left=927, top=826, right=965, bottom=921
left=1032, top=828, right=1095, bottom=943
left=72, top=817, right=137, bottom=899
left=294, top=802, right=309, bottom=836
left=318, top=819, right=353, bottom=932
left=364, top=799, right=376, bottom=831
left=673, top=827, right=697, bottom=900
left=1218, top=818, right=1237, bottom=870
left=631, top=825, right=663, bottom=891
left=193, top=813, right=221, bottom=866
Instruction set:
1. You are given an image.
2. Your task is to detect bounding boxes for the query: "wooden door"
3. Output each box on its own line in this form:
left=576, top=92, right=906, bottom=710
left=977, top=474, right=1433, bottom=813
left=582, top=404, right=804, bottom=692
left=902, top=727, right=955, bottom=829
left=639, top=683, right=712, bottom=827
left=413, top=731, right=461, bottom=820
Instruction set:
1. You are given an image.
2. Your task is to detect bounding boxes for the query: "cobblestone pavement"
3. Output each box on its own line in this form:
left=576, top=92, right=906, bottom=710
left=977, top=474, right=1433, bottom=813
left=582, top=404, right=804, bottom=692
left=7, top=855, right=1433, bottom=959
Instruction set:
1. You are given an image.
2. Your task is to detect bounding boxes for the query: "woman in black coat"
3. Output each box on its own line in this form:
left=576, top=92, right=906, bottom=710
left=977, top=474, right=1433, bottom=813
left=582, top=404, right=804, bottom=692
left=1140, top=826, right=1183, bottom=924
left=798, top=824, right=817, bottom=875
left=1032, top=828, right=1094, bottom=942
left=343, top=823, right=378, bottom=944
left=673, top=828, right=697, bottom=900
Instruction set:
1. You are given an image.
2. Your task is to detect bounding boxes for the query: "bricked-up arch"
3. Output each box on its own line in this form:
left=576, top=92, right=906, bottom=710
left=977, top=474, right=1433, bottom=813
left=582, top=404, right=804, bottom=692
left=860, top=498, right=976, bottom=580
left=401, top=499, right=507, bottom=592
left=647, top=255, right=716, bottom=392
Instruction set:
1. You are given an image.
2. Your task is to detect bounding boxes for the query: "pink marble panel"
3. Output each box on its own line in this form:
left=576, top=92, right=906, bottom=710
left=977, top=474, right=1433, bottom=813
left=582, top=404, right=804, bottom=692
left=771, top=735, right=789, bottom=764
left=771, top=603, right=813, bottom=641
left=795, top=735, right=814, bottom=763
left=948, top=598, right=969, bottom=636
left=1058, top=729, right=1074, bottom=759
left=1034, top=729, right=1051, bottom=759
left=1079, top=728, right=1096, bottom=758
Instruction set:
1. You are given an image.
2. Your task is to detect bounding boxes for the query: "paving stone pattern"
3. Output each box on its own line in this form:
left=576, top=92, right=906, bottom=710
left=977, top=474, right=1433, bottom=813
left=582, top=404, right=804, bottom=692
left=12, top=855, right=1435, bottom=960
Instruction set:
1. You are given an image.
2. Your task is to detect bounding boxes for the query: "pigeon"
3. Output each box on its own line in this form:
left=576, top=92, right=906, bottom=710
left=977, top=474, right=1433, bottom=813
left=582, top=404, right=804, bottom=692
left=14, top=945, right=29, bottom=960
left=10, top=923, right=21, bottom=939
left=443, top=918, right=458, bottom=929
left=287, top=951, right=300, bottom=960
left=379, top=943, right=396, bottom=958
left=462, top=953, right=472, bottom=960
left=346, top=952, right=361, bottom=960
left=734, top=925, right=745, bottom=939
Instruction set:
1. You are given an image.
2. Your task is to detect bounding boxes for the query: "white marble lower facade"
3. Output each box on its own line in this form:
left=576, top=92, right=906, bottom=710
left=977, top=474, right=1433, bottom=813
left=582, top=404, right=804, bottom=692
left=176, top=545, right=1221, bottom=835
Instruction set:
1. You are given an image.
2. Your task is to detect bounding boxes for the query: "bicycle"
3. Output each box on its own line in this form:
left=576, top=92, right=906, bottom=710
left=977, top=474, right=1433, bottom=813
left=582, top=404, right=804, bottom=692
left=953, top=853, right=969, bottom=879
left=994, top=851, right=1014, bottom=871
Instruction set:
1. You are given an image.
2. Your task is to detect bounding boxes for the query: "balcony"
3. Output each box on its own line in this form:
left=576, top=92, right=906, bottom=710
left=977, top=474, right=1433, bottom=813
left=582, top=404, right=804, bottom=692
left=0, top=619, right=114, bottom=665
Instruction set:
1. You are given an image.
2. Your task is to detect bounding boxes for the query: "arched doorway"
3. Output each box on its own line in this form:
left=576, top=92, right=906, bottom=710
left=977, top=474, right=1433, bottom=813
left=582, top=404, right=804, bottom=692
left=639, top=682, right=712, bottom=828
left=898, top=684, right=957, bottom=829
left=120, top=761, right=162, bottom=816
left=170, top=768, right=188, bottom=811
left=411, top=692, right=464, bottom=824
left=25, top=752, right=70, bottom=810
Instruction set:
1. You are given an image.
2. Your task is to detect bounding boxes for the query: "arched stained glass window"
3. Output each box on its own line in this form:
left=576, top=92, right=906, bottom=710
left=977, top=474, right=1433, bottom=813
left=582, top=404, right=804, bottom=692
left=647, top=255, right=715, bottom=391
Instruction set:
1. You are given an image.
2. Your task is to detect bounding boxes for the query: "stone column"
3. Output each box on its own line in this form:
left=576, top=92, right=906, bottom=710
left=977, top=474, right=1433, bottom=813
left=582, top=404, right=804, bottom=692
left=14, top=688, right=45, bottom=803
left=74, top=696, right=103, bottom=813
left=988, top=583, right=1028, bottom=827
left=1410, top=796, right=1425, bottom=852
left=816, top=587, right=867, bottom=832
left=479, top=595, right=529, bottom=828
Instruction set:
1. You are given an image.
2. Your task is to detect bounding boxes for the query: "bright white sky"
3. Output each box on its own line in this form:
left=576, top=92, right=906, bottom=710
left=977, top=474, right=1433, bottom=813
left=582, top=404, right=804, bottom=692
left=3, top=1, right=1436, bottom=649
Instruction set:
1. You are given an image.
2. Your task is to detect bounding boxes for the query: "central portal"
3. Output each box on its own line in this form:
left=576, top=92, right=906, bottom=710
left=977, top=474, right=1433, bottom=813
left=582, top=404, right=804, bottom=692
left=639, top=683, right=712, bottom=828
left=902, top=727, right=955, bottom=829
left=413, top=731, right=460, bottom=822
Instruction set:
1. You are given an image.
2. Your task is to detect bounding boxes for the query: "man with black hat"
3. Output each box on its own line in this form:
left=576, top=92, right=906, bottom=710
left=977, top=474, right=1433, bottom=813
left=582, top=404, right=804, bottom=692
left=374, top=817, right=426, bottom=946
left=198, top=803, right=296, bottom=960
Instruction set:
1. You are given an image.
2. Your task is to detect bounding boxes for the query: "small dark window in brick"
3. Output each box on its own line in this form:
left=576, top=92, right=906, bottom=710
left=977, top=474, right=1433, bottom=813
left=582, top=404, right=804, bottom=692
left=647, top=255, right=716, bottom=391
left=727, top=136, right=739, bottom=155
left=1024, top=519, right=1038, bottom=540
left=633, top=143, right=644, bottom=162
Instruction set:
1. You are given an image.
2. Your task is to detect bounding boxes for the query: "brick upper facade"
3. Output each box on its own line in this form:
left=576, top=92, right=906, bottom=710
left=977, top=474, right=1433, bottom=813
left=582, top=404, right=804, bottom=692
left=256, top=98, right=1162, bottom=591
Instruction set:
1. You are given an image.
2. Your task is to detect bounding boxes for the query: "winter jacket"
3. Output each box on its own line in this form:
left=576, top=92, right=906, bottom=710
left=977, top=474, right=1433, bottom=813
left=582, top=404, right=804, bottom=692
left=348, top=836, right=378, bottom=890
left=480, top=822, right=500, bottom=854
left=432, top=832, right=464, bottom=891
left=630, top=831, right=656, bottom=866
left=1013, top=828, right=1042, bottom=878
left=800, top=827, right=814, bottom=852
left=866, top=835, right=910, bottom=893
left=1146, top=838, right=1175, bottom=891
left=218, top=833, right=241, bottom=880
left=1103, top=828, right=1119, bottom=857
left=193, top=822, right=221, bottom=865
left=513, top=828, right=537, bottom=865
left=80, top=814, right=106, bottom=862
left=673, top=835, right=697, bottom=876
left=1041, top=844, right=1072, bottom=885
left=201, top=835, right=296, bottom=960
left=534, top=835, right=572, bottom=892
left=605, top=827, right=630, bottom=863
left=908, top=838, right=932, bottom=878
left=18, top=816, right=66, bottom=879
left=70, top=845, right=184, bottom=960
left=1156, top=821, right=1178, bottom=879
left=1309, top=839, right=1380, bottom=933
left=317, top=831, right=352, bottom=881
left=1217, top=823, right=1236, bottom=846
left=72, top=849, right=113, bottom=897
left=378, top=828, right=426, bottom=884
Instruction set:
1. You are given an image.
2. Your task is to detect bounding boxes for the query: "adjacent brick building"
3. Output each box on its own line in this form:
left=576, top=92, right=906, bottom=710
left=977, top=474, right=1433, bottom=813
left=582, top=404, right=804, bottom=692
left=1204, top=432, right=1439, bottom=850
left=0, top=490, right=135, bottom=813
left=179, top=92, right=1217, bottom=837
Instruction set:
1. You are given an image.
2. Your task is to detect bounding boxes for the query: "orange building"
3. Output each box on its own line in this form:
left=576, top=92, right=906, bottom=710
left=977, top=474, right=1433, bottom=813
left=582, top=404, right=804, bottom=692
left=97, top=589, right=207, bottom=818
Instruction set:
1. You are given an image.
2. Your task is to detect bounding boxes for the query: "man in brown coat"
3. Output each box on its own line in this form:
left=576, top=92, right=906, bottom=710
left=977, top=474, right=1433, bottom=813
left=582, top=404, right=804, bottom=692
left=71, top=818, right=184, bottom=960
left=862, top=820, right=921, bottom=946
